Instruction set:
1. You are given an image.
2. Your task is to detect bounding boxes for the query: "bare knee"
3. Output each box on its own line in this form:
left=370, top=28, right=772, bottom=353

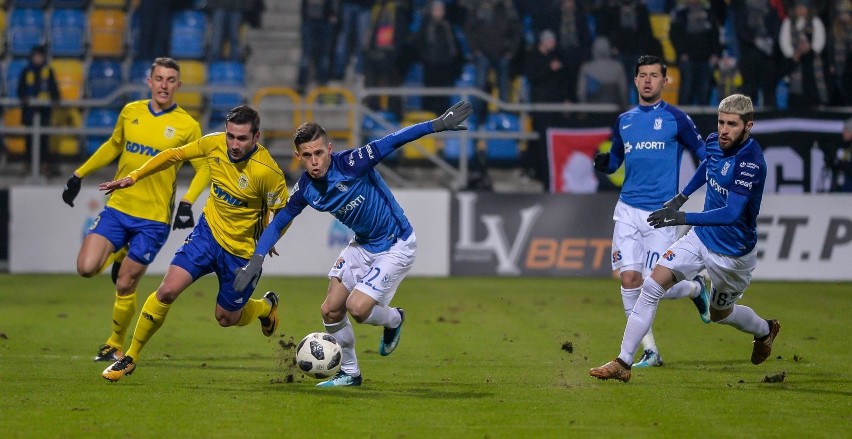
left=217, top=316, right=239, bottom=327
left=76, top=261, right=101, bottom=278
left=321, top=302, right=346, bottom=324
left=347, top=301, right=373, bottom=323
left=620, top=270, right=643, bottom=289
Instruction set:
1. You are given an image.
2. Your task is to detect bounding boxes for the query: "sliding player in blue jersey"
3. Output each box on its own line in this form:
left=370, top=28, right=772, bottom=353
left=590, top=93, right=780, bottom=383
left=594, top=55, right=711, bottom=368
left=234, top=101, right=472, bottom=387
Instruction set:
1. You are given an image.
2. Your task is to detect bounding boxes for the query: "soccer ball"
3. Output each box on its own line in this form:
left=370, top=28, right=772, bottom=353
left=295, top=332, right=342, bottom=379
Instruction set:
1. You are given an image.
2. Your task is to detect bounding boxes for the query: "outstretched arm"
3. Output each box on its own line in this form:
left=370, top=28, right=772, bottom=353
left=99, top=141, right=203, bottom=193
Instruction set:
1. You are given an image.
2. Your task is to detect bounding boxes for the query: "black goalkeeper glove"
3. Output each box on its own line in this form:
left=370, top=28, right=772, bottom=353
left=62, top=175, right=82, bottom=207
left=234, top=254, right=264, bottom=292
left=431, top=101, right=472, bottom=132
left=663, top=192, right=689, bottom=210
left=173, top=201, right=195, bottom=230
left=647, top=207, right=686, bottom=229
left=593, top=152, right=610, bottom=172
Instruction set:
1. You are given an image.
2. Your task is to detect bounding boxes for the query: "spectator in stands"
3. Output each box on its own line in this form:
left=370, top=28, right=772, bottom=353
left=833, top=117, right=852, bottom=192
left=333, top=0, right=375, bottom=81
left=669, top=0, right=722, bottom=106
left=779, top=0, right=829, bottom=109
left=576, top=36, right=629, bottom=108
left=206, top=0, right=248, bottom=61
left=136, top=0, right=175, bottom=61
left=713, top=49, right=743, bottom=102
left=731, top=0, right=783, bottom=107
left=298, top=0, right=340, bottom=95
left=17, top=45, right=60, bottom=177
left=593, top=0, right=661, bottom=99
left=413, top=0, right=463, bottom=116
left=363, top=0, right=410, bottom=117
left=827, top=0, right=852, bottom=105
left=462, top=0, right=523, bottom=119
left=523, top=29, right=569, bottom=188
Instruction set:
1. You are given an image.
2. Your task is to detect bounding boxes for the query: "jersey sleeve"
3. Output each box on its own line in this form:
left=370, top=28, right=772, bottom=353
left=254, top=181, right=308, bottom=256
left=681, top=159, right=708, bottom=196
left=730, top=153, right=763, bottom=198
left=685, top=191, right=748, bottom=226
left=676, top=113, right=706, bottom=161
left=344, top=121, right=435, bottom=175
left=75, top=107, right=127, bottom=177
left=127, top=137, right=207, bottom=183
left=606, top=118, right=625, bottom=172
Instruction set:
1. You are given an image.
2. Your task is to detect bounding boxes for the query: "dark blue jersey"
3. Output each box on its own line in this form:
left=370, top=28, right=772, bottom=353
left=255, top=122, right=434, bottom=254
left=604, top=101, right=706, bottom=211
left=687, top=133, right=766, bottom=256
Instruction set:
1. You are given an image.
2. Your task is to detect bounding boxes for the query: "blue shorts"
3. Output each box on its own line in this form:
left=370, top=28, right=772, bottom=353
left=171, top=215, right=257, bottom=311
left=89, top=206, right=170, bottom=265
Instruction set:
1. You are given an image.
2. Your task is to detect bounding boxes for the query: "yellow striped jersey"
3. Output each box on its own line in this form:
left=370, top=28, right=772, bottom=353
left=75, top=100, right=209, bottom=224
left=127, top=132, right=289, bottom=258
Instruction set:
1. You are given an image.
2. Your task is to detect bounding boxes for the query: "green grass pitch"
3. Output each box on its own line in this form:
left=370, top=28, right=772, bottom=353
left=0, top=274, right=849, bottom=438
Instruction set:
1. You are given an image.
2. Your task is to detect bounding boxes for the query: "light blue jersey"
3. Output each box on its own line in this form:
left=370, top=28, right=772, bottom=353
left=690, top=133, right=766, bottom=256
left=604, top=101, right=706, bottom=211
left=255, top=122, right=434, bottom=255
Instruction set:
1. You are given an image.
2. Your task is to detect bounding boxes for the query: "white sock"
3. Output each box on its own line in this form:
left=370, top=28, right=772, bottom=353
left=324, top=317, right=359, bottom=377
left=662, top=279, right=698, bottom=299
left=717, top=305, right=769, bottom=337
left=623, top=286, right=656, bottom=353
left=363, top=305, right=401, bottom=328
left=619, top=278, right=666, bottom=365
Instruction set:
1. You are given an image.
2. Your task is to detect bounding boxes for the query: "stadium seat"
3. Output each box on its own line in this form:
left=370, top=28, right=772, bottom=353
left=400, top=111, right=438, bottom=160
left=52, top=0, right=90, bottom=7
left=207, top=109, right=228, bottom=133
left=361, top=111, right=399, bottom=160
left=402, top=62, right=423, bottom=112
left=483, top=112, right=520, bottom=163
left=662, top=66, right=680, bottom=105
left=174, top=60, right=206, bottom=117
left=3, top=108, right=26, bottom=157
left=84, top=108, right=118, bottom=156
left=89, top=8, right=126, bottom=58
left=650, top=13, right=675, bottom=64
left=10, top=0, right=47, bottom=7
left=442, top=113, right=477, bottom=162
left=125, top=59, right=149, bottom=101
left=92, top=0, right=127, bottom=8
left=51, top=58, right=85, bottom=100
left=207, top=61, right=245, bottom=111
left=50, top=8, right=87, bottom=58
left=50, top=107, right=82, bottom=158
left=170, top=10, right=206, bottom=59
left=86, top=59, right=124, bottom=105
left=8, top=8, right=45, bottom=57
left=0, top=9, right=7, bottom=58
left=5, top=58, right=29, bottom=97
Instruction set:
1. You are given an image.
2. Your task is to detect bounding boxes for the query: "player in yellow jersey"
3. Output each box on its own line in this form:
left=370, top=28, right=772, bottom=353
left=97, top=105, right=290, bottom=382
left=60, top=58, right=211, bottom=363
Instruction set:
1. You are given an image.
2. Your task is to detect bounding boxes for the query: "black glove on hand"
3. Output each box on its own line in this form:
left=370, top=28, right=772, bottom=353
left=173, top=201, right=195, bottom=230
left=593, top=153, right=611, bottom=172
left=62, top=175, right=82, bottom=207
left=663, top=192, right=689, bottom=210
left=234, top=254, right=264, bottom=292
left=431, top=101, right=472, bottom=132
left=648, top=207, right=686, bottom=229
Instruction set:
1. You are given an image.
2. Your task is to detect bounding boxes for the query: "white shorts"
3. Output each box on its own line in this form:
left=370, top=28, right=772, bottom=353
left=657, top=228, right=756, bottom=310
left=611, top=200, right=680, bottom=277
left=328, top=232, right=417, bottom=306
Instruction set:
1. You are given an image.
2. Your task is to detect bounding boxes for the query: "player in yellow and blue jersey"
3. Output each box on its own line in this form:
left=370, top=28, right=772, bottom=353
left=60, top=58, right=210, bottom=364
left=98, top=105, right=290, bottom=382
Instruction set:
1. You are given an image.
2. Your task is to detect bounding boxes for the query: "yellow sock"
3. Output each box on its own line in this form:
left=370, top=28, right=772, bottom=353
left=236, top=298, right=271, bottom=326
left=125, top=293, right=171, bottom=360
left=105, top=291, right=137, bottom=349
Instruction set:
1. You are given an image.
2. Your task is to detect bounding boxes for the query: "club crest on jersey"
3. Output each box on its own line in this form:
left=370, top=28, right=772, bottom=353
left=654, top=118, right=662, bottom=130
left=164, top=126, right=175, bottom=139
left=612, top=250, right=622, bottom=264
left=238, top=174, right=249, bottom=189
left=334, top=258, right=345, bottom=269
left=721, top=161, right=730, bottom=176
left=336, top=183, right=349, bottom=192
left=663, top=250, right=675, bottom=261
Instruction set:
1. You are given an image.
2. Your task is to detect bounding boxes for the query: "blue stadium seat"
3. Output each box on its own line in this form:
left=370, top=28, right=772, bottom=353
left=86, top=59, right=124, bottom=105
left=207, top=61, right=244, bottom=111
left=85, top=108, right=119, bottom=156
left=442, top=113, right=477, bottom=162
left=361, top=111, right=399, bottom=160
left=8, top=9, right=45, bottom=57
left=50, top=8, right=87, bottom=57
left=207, top=109, right=228, bottom=132
left=4, top=58, right=28, bottom=97
left=10, top=0, right=47, bottom=7
left=169, top=10, right=206, bottom=59
left=484, top=112, right=520, bottom=163
left=126, top=59, right=149, bottom=101
left=52, top=0, right=90, bottom=8
left=402, top=62, right=423, bottom=112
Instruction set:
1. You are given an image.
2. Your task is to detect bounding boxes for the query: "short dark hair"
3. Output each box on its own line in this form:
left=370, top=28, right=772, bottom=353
left=293, top=122, right=328, bottom=149
left=635, top=55, right=666, bottom=77
left=149, top=57, right=181, bottom=78
left=226, top=105, right=261, bottom=134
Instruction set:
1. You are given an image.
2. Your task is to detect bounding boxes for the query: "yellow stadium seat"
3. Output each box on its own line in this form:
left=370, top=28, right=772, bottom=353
left=650, top=13, right=676, bottom=64
left=0, top=9, right=7, bottom=55
left=3, top=108, right=26, bottom=156
left=51, top=59, right=85, bottom=101
left=50, top=107, right=82, bottom=158
left=400, top=111, right=438, bottom=160
left=90, top=9, right=126, bottom=58
left=174, top=60, right=206, bottom=112
left=663, top=66, right=680, bottom=105
left=92, top=0, right=127, bottom=8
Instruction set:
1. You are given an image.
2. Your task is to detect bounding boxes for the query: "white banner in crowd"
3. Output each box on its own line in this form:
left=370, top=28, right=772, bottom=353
left=9, top=186, right=449, bottom=276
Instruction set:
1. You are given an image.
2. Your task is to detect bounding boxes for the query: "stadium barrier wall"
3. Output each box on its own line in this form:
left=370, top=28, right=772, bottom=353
left=8, top=187, right=852, bottom=280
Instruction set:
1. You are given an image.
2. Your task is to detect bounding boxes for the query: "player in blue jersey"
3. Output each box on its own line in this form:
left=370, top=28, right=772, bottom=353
left=593, top=55, right=711, bottom=368
left=590, top=93, right=781, bottom=383
left=233, top=101, right=473, bottom=387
